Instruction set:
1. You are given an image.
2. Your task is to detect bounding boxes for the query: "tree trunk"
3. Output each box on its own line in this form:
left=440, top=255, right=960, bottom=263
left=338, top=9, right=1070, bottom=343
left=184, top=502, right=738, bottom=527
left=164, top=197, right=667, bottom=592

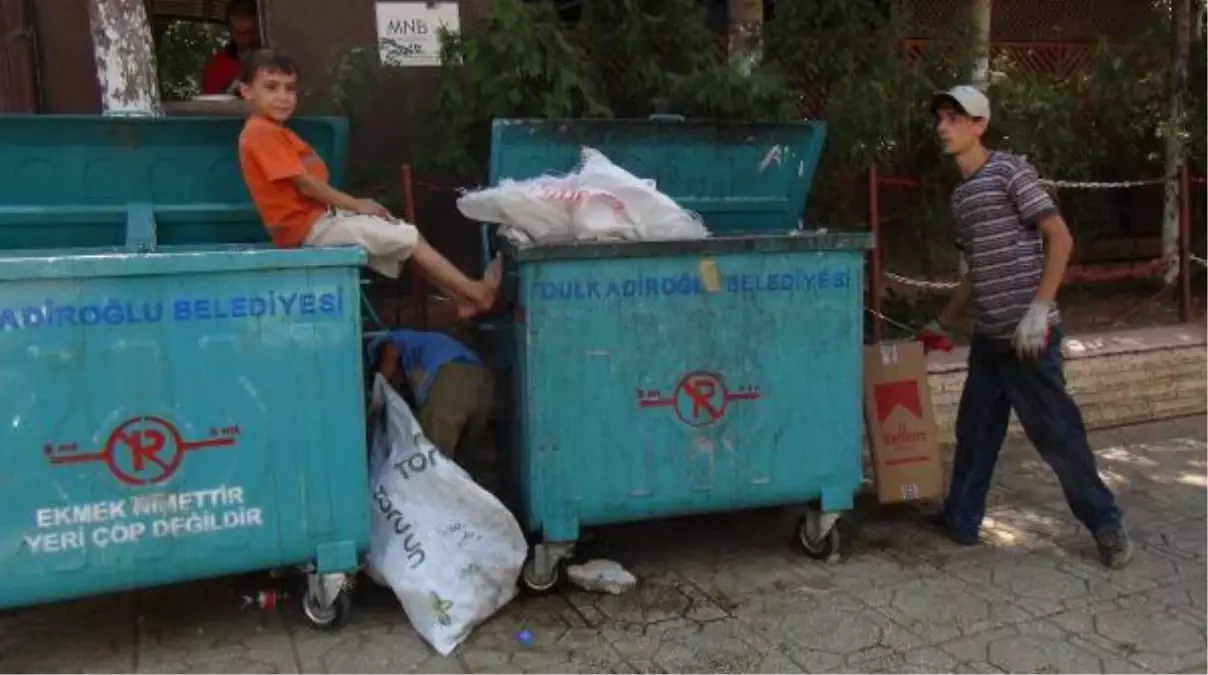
left=0, top=0, right=39, bottom=113
left=87, top=0, right=161, bottom=115
left=1162, top=0, right=1191, bottom=283
left=971, top=0, right=991, bottom=90
left=727, top=0, right=762, bottom=75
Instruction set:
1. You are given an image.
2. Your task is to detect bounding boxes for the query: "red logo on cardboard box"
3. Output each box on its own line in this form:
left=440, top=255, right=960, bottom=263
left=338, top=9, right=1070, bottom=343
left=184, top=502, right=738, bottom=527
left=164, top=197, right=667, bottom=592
left=873, top=380, right=930, bottom=450
left=43, top=416, right=240, bottom=486
left=873, top=380, right=923, bottom=423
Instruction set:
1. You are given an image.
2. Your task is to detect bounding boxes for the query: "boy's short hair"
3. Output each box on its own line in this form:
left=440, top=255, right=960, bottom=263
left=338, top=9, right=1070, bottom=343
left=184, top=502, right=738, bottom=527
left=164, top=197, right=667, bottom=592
left=240, top=49, right=297, bottom=84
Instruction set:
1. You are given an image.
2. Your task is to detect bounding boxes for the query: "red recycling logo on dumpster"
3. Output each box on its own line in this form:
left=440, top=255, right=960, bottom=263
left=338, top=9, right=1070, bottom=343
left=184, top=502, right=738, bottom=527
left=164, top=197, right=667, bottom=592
left=873, top=381, right=923, bottom=422
left=637, top=371, right=762, bottom=427
left=44, top=415, right=240, bottom=486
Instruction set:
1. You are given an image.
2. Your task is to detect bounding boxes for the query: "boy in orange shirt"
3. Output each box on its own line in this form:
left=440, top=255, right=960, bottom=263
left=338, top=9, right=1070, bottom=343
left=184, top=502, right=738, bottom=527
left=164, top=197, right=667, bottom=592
left=237, top=49, right=500, bottom=319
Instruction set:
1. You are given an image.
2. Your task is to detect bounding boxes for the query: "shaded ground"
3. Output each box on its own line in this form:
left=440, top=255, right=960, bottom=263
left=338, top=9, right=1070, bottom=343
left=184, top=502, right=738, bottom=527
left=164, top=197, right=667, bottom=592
left=1, top=417, right=1204, bottom=674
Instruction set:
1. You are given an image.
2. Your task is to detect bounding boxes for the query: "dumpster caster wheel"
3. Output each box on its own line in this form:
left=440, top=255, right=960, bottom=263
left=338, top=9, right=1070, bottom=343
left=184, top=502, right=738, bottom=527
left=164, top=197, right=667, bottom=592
left=521, top=557, right=560, bottom=593
left=302, top=588, right=350, bottom=630
left=797, top=514, right=841, bottom=560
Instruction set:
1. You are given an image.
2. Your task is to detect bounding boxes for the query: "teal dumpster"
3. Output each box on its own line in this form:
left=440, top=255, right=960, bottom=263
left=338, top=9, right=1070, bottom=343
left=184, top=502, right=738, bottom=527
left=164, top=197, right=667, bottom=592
left=0, top=116, right=367, bottom=628
left=481, top=119, right=874, bottom=591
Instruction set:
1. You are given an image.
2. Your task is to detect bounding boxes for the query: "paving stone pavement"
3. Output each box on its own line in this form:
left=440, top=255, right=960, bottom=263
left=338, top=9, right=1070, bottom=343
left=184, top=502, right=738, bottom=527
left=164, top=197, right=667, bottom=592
left=1, top=417, right=1204, bottom=674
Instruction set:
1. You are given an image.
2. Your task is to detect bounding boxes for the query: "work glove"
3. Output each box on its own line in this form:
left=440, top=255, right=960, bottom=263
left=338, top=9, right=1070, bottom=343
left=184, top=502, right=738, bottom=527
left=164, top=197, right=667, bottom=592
left=1011, top=301, right=1053, bottom=360
left=916, top=320, right=955, bottom=354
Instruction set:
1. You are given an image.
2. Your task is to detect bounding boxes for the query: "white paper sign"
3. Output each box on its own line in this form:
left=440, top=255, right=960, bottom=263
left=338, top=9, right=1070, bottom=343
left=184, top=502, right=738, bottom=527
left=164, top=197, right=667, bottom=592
left=375, top=1, right=460, bottom=67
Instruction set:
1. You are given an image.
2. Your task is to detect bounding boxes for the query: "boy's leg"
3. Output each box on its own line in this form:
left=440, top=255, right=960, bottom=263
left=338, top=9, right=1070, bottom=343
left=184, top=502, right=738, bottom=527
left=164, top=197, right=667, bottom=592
left=940, top=335, right=1012, bottom=543
left=417, top=362, right=481, bottom=459
left=306, top=213, right=500, bottom=318
left=410, top=240, right=503, bottom=318
left=455, top=366, right=496, bottom=479
left=997, top=328, right=1127, bottom=564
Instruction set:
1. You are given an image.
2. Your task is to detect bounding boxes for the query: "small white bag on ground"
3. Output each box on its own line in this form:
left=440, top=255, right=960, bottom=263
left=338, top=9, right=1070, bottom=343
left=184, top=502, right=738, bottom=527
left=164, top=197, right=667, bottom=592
left=365, top=374, right=527, bottom=656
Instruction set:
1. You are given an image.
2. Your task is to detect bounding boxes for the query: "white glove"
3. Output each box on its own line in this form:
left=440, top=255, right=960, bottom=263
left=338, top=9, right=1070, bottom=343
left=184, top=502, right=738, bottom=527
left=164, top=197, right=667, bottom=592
left=1012, top=300, right=1053, bottom=359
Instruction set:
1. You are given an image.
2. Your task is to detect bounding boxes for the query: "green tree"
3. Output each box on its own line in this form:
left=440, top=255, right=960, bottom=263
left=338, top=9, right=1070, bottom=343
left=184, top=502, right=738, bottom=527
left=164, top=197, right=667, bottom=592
left=156, top=20, right=226, bottom=101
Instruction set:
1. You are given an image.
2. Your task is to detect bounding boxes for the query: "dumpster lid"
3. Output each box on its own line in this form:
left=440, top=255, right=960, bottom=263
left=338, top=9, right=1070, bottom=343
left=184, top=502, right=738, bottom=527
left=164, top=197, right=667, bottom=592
left=502, top=231, right=872, bottom=263
left=488, top=118, right=828, bottom=235
left=0, top=244, right=366, bottom=282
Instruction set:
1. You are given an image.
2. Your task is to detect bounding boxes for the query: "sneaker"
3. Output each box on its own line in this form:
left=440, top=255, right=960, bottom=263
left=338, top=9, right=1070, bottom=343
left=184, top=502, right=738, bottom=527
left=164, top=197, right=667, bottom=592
left=1095, top=523, right=1134, bottom=569
left=922, top=510, right=980, bottom=547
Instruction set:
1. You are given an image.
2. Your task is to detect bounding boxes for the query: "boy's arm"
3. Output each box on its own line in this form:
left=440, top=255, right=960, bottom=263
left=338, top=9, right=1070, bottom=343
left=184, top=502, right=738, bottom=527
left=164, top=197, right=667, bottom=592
left=378, top=342, right=403, bottom=386
left=936, top=241, right=972, bottom=329
left=1007, top=162, right=1066, bottom=303
left=938, top=277, right=973, bottom=328
left=1033, top=214, right=1073, bottom=303
left=292, top=174, right=390, bottom=218
left=1007, top=162, right=1067, bottom=358
left=242, top=126, right=390, bottom=218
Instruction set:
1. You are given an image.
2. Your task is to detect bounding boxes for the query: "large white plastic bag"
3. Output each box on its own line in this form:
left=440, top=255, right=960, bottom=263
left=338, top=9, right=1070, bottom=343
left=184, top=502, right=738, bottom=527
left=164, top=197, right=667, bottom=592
left=456, top=175, right=580, bottom=244
left=571, top=188, right=640, bottom=241
left=365, top=374, right=527, bottom=656
left=575, top=147, right=709, bottom=241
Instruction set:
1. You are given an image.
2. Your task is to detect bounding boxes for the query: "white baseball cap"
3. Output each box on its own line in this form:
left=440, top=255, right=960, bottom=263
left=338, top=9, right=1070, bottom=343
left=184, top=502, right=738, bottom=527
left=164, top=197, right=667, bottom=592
left=930, top=85, right=991, bottom=121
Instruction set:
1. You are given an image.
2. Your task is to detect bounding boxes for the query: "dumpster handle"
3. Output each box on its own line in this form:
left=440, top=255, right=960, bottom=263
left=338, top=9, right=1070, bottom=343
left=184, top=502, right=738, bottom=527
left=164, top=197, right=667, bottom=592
left=648, top=114, right=685, bottom=122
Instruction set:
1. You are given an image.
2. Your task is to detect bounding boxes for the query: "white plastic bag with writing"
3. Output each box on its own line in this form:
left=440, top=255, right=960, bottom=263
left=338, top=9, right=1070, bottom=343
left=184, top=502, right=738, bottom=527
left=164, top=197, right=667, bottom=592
left=575, top=147, right=709, bottom=241
left=365, top=374, right=527, bottom=656
left=456, top=175, right=581, bottom=244
left=570, top=187, right=641, bottom=241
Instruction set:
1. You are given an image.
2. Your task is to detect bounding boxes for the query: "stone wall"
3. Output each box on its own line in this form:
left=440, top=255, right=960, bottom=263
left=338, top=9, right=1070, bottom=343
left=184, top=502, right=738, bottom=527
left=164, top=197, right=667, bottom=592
left=927, top=325, right=1207, bottom=447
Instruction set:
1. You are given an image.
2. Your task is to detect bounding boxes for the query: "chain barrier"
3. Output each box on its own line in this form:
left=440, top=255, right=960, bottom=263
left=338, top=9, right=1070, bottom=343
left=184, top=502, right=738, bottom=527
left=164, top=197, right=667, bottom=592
left=880, top=174, right=1183, bottom=293
left=1039, top=177, right=1169, bottom=190
left=407, top=171, right=1200, bottom=296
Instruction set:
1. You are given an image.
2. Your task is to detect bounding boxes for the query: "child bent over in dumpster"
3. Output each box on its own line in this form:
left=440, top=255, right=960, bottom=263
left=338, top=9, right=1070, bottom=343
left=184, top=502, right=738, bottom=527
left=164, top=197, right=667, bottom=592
left=236, top=49, right=500, bottom=320
left=368, top=329, right=494, bottom=470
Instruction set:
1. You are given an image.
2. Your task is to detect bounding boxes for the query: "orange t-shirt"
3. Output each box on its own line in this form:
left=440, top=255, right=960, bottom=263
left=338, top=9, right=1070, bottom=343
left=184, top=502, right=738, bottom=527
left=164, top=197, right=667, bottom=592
left=238, top=115, right=330, bottom=248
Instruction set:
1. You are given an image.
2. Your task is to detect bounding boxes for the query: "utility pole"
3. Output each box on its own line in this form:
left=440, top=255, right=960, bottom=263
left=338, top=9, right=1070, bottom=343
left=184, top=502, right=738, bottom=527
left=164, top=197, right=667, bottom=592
left=87, top=0, right=161, bottom=115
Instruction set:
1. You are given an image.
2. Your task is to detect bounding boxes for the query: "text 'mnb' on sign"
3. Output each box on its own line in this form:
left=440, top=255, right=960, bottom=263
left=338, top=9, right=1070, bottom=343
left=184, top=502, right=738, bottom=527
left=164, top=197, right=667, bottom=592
left=374, top=1, right=461, bottom=67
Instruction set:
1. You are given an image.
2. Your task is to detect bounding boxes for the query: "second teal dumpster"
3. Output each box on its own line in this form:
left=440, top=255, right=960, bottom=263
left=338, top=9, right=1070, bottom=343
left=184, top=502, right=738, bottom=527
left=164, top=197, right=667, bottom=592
left=479, top=119, right=873, bottom=591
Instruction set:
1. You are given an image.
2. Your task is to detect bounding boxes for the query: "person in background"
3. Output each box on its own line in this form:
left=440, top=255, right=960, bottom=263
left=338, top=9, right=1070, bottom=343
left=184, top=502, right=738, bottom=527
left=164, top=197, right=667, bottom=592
left=918, top=85, right=1132, bottom=569
left=367, top=329, right=494, bottom=464
left=201, top=0, right=261, bottom=95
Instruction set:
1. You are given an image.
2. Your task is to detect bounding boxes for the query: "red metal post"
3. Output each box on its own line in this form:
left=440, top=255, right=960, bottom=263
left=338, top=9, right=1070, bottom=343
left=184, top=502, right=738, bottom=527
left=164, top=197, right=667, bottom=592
left=400, top=164, right=429, bottom=328
left=1179, top=163, right=1193, bottom=323
left=868, top=165, right=884, bottom=343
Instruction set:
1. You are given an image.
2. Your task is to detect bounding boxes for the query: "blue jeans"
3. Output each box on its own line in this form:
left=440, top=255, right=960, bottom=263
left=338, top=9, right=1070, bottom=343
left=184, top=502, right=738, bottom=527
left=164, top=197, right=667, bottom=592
left=943, top=327, right=1121, bottom=538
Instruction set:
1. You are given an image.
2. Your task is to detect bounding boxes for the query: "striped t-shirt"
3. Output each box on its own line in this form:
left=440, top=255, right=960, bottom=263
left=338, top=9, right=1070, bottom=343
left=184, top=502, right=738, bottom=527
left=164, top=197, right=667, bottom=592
left=951, top=152, right=1062, bottom=338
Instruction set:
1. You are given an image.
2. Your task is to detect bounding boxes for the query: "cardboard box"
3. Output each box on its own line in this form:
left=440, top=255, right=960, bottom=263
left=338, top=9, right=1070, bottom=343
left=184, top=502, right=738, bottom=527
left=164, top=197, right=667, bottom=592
left=863, top=341, right=944, bottom=504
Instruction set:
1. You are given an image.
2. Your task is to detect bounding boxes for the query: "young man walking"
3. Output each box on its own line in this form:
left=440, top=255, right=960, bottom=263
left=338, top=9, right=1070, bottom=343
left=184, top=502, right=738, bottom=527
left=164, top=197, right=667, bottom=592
left=920, top=85, right=1133, bottom=568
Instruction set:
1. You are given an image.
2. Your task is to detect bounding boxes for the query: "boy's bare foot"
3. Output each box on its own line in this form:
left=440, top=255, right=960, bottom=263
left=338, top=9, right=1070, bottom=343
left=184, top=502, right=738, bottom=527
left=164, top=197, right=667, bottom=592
left=484, top=254, right=503, bottom=290
left=453, top=255, right=504, bottom=320
left=454, top=295, right=482, bottom=320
